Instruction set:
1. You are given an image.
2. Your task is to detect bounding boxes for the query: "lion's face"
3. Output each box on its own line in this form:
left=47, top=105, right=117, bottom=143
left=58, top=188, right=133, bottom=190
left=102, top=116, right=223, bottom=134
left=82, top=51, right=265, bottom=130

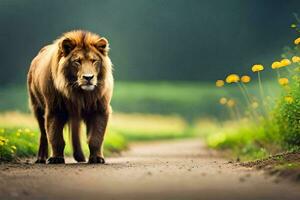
left=68, top=50, right=101, bottom=91
left=56, top=32, right=110, bottom=93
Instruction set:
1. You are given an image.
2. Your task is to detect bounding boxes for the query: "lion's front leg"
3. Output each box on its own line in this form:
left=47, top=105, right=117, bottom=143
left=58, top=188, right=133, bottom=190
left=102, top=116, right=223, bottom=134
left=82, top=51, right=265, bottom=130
left=45, top=112, right=67, bottom=164
left=85, top=112, right=109, bottom=164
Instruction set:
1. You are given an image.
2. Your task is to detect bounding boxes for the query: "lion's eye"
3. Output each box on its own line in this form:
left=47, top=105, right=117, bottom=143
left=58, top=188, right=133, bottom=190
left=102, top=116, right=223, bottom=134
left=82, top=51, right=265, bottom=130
left=91, top=59, right=98, bottom=64
left=73, top=59, right=81, bottom=66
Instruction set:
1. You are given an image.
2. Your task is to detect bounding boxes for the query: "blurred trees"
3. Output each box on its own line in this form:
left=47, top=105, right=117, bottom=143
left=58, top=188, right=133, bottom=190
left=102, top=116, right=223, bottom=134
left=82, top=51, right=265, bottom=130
left=0, top=0, right=299, bottom=84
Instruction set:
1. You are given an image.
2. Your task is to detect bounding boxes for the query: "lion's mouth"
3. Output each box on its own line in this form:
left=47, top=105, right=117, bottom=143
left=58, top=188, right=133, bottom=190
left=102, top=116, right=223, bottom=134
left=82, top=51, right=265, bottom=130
left=80, top=84, right=95, bottom=91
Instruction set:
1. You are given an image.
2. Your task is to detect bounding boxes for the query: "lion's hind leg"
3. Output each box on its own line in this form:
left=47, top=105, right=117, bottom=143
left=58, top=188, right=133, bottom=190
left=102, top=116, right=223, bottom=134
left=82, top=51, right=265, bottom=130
left=34, top=107, right=48, bottom=164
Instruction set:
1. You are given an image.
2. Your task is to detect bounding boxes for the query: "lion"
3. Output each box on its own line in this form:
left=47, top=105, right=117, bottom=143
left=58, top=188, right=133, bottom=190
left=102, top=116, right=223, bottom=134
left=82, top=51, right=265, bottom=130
left=27, top=30, right=113, bottom=164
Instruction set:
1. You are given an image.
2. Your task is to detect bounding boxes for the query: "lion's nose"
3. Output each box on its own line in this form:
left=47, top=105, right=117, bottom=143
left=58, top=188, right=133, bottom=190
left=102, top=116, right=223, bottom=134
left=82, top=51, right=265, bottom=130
left=82, top=74, right=94, bottom=82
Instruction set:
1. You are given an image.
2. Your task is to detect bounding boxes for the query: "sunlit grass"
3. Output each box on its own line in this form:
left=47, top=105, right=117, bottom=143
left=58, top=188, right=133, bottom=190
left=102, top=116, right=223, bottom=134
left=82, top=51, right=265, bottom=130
left=109, top=113, right=191, bottom=140
left=0, top=112, right=193, bottom=161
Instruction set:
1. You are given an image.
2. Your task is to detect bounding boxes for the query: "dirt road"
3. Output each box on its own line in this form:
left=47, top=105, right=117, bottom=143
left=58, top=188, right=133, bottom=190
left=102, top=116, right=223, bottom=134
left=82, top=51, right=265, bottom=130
left=0, top=139, right=299, bottom=200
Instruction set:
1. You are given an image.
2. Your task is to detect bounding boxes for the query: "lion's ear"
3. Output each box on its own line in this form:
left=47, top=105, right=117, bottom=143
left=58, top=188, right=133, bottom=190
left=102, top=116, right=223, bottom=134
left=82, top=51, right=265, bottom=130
left=60, top=38, right=76, bottom=56
left=95, top=37, right=109, bottom=55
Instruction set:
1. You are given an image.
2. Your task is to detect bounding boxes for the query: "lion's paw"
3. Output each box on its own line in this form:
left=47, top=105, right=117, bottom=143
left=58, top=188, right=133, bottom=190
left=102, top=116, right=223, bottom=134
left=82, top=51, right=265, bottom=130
left=35, top=159, right=46, bottom=164
left=73, top=152, right=86, bottom=163
left=88, top=156, right=105, bottom=164
left=47, top=157, right=65, bottom=164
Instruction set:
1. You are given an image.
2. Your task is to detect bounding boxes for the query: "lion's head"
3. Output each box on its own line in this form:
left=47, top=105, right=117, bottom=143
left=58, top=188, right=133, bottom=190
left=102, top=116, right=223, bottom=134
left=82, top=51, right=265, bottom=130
left=53, top=30, right=112, bottom=97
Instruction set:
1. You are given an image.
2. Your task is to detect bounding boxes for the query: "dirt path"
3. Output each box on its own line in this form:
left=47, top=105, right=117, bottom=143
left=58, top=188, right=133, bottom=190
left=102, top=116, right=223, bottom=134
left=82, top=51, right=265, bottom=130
left=0, top=139, right=299, bottom=200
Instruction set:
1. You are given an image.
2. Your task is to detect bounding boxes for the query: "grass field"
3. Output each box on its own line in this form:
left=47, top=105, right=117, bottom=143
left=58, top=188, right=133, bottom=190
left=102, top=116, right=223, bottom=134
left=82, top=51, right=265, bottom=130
left=0, top=81, right=283, bottom=161
left=0, top=112, right=192, bottom=161
left=0, top=81, right=279, bottom=121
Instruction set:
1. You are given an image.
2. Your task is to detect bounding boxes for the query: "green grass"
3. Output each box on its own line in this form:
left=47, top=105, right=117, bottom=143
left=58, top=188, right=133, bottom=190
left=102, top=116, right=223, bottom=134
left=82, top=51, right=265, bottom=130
left=0, top=127, right=127, bottom=162
left=0, top=81, right=280, bottom=121
left=0, top=81, right=288, bottom=162
left=0, top=112, right=194, bottom=162
left=108, top=113, right=193, bottom=141
left=203, top=120, right=282, bottom=161
left=0, top=82, right=240, bottom=121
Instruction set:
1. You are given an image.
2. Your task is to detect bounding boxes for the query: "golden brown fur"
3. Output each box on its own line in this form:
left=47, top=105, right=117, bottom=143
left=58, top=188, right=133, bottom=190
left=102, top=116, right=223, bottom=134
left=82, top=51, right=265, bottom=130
left=27, top=30, right=113, bottom=164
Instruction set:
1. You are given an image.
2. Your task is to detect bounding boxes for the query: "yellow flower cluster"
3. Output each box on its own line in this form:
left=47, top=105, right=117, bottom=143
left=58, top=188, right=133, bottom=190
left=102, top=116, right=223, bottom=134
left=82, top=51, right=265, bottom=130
left=216, top=80, right=224, bottom=87
left=216, top=36, right=300, bottom=118
left=278, top=78, right=289, bottom=86
left=216, top=74, right=251, bottom=87
left=251, top=64, right=264, bottom=72
left=271, top=59, right=291, bottom=69
left=225, top=74, right=240, bottom=83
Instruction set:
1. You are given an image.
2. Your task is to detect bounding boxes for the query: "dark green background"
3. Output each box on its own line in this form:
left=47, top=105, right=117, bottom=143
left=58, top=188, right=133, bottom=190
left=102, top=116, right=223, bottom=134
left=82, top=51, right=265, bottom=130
left=0, top=0, right=299, bottom=84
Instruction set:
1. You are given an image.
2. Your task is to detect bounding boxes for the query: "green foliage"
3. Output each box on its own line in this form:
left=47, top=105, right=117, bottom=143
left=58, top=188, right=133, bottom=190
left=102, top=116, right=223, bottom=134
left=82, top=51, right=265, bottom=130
left=274, top=78, right=300, bottom=147
left=0, top=128, right=38, bottom=161
left=0, top=127, right=128, bottom=162
left=0, top=112, right=195, bottom=162
left=204, top=119, right=283, bottom=161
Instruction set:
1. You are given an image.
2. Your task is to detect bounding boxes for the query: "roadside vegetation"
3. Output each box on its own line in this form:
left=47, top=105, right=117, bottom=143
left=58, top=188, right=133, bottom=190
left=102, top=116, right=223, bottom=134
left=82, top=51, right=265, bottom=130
left=0, top=112, right=192, bottom=162
left=203, top=18, right=300, bottom=172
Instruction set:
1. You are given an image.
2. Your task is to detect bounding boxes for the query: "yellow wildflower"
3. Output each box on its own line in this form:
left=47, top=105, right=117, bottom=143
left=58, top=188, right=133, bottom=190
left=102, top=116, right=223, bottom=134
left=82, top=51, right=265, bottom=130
left=25, top=128, right=30, bottom=133
left=252, top=64, right=264, bottom=72
left=271, top=61, right=282, bottom=69
left=216, top=80, right=225, bottom=87
left=219, top=97, right=227, bottom=105
left=17, top=129, right=22, bottom=133
left=251, top=102, right=259, bottom=109
left=227, top=99, right=235, bottom=107
left=294, top=37, right=300, bottom=45
left=16, top=132, right=20, bottom=137
left=11, top=145, right=17, bottom=150
left=278, top=78, right=289, bottom=86
left=0, top=136, right=7, bottom=145
left=241, top=75, right=251, bottom=83
left=292, top=56, right=300, bottom=63
left=285, top=96, right=294, bottom=104
left=280, top=59, right=291, bottom=67
left=225, top=74, right=240, bottom=83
